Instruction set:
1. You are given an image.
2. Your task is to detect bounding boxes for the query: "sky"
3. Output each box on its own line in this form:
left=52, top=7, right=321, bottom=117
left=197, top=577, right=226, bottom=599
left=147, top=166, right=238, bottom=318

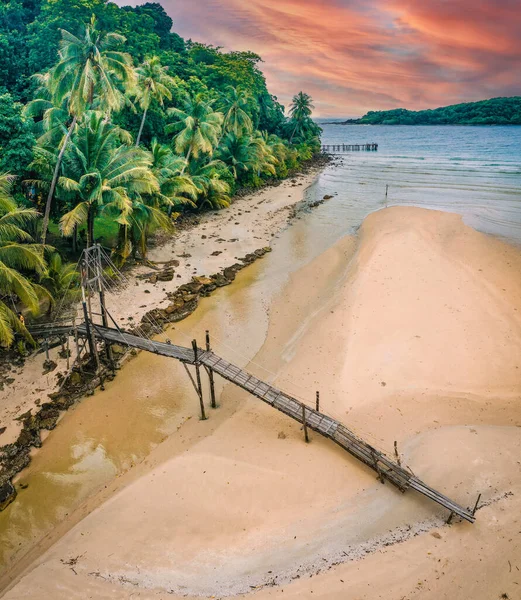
left=119, top=0, right=521, bottom=117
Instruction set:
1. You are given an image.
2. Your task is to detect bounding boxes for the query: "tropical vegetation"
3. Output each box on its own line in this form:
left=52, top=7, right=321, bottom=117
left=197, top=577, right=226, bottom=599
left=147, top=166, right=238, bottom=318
left=338, top=97, right=521, bottom=125
left=0, top=0, right=322, bottom=346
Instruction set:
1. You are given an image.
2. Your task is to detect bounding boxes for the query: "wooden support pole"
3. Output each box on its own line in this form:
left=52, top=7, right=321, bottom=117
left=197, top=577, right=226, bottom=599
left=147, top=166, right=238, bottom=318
left=302, top=404, right=309, bottom=443
left=205, top=331, right=217, bottom=409
left=446, top=511, right=454, bottom=525
left=44, top=339, right=49, bottom=360
left=99, top=288, right=114, bottom=370
left=315, top=390, right=320, bottom=412
left=394, top=440, right=401, bottom=466
left=472, top=493, right=482, bottom=516
left=192, top=339, right=206, bottom=420
left=66, top=335, right=70, bottom=370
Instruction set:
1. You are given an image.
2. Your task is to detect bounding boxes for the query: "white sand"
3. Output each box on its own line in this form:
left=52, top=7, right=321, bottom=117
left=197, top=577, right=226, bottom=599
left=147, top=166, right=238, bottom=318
left=2, top=206, right=521, bottom=600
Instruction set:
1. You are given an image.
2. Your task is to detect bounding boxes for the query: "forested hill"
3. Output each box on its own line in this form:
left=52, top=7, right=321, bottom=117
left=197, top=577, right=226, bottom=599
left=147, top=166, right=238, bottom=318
left=0, top=0, right=321, bottom=348
left=338, top=97, right=521, bottom=125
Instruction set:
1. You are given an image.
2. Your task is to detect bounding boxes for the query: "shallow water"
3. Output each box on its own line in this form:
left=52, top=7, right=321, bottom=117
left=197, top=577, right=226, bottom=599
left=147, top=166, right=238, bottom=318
left=1, top=124, right=520, bottom=580
left=317, top=124, right=521, bottom=242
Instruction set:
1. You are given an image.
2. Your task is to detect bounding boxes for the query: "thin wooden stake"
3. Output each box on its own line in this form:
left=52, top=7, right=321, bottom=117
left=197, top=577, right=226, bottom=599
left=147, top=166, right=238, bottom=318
left=66, top=335, right=70, bottom=370
left=192, top=339, right=206, bottom=420
left=44, top=339, right=49, bottom=360
left=302, top=404, right=309, bottom=443
left=315, top=391, right=320, bottom=412
left=472, top=493, right=482, bottom=515
left=206, top=331, right=217, bottom=409
left=446, top=511, right=454, bottom=525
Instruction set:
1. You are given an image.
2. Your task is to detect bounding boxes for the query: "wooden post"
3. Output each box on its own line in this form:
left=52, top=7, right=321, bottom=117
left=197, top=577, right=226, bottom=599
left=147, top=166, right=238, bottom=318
left=302, top=404, right=309, bottom=443
left=446, top=511, right=454, bottom=525
left=82, top=300, right=96, bottom=365
left=394, top=440, right=401, bottom=466
left=472, top=493, right=482, bottom=516
left=315, top=391, right=320, bottom=412
left=66, top=335, right=70, bottom=370
left=385, top=184, right=389, bottom=199
left=206, top=330, right=217, bottom=409
left=192, top=339, right=206, bottom=420
left=99, top=288, right=114, bottom=369
left=44, top=339, right=49, bottom=360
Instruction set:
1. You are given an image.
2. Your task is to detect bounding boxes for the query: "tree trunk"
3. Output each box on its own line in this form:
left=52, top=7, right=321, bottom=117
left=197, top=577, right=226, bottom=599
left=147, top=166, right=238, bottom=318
left=72, top=224, right=78, bottom=255
left=289, top=121, right=299, bottom=144
left=180, top=145, right=193, bottom=175
left=87, top=207, right=95, bottom=249
left=135, top=107, right=148, bottom=147
left=40, top=116, right=77, bottom=245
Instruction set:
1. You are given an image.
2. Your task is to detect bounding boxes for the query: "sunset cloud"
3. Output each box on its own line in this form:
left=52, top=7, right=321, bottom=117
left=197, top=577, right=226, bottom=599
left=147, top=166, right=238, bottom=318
left=119, top=0, right=521, bottom=116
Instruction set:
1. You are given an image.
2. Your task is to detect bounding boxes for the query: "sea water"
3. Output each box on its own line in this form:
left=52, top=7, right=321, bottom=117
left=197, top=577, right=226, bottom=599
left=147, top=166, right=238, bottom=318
left=310, top=124, right=521, bottom=243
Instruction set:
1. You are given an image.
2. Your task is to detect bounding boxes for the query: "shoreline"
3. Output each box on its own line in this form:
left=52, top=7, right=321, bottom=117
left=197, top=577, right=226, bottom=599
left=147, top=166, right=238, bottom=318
left=1, top=204, right=520, bottom=598
left=0, top=160, right=329, bottom=502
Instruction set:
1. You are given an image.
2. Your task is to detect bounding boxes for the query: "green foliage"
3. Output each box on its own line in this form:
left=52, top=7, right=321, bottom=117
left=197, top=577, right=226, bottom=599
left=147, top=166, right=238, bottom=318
left=0, top=93, right=35, bottom=177
left=1, top=0, right=322, bottom=302
left=352, top=97, right=521, bottom=125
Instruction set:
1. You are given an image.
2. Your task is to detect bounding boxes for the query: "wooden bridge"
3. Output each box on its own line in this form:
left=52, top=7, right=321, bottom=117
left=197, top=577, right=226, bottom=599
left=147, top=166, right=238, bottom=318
left=30, top=322, right=477, bottom=523
left=322, top=143, right=378, bottom=153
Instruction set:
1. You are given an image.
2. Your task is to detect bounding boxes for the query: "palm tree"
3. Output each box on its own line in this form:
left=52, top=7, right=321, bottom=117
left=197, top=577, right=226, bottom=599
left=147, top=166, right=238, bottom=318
left=40, top=252, right=79, bottom=301
left=149, top=139, right=198, bottom=210
left=58, top=112, right=158, bottom=248
left=288, top=91, right=314, bottom=142
left=220, top=86, right=253, bottom=137
left=0, top=174, right=47, bottom=347
left=134, top=56, right=177, bottom=147
left=187, top=159, right=231, bottom=210
left=166, top=94, right=223, bottom=171
left=38, top=16, right=136, bottom=245
left=218, top=132, right=269, bottom=180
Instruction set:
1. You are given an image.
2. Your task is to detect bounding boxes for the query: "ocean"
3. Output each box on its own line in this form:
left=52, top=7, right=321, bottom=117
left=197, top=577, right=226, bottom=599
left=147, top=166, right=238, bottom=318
left=309, top=124, right=521, bottom=243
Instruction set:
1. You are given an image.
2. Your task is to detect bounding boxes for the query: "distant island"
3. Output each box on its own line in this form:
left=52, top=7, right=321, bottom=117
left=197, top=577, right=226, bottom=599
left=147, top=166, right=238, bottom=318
left=331, top=97, right=521, bottom=125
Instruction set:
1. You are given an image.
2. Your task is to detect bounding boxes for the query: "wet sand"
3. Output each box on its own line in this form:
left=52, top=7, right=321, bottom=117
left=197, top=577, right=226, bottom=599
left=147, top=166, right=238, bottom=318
left=2, top=206, right=521, bottom=599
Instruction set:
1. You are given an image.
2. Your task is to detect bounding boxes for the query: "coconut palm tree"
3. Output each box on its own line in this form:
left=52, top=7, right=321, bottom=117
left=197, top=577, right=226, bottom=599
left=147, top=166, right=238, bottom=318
left=187, top=159, right=231, bottom=210
left=58, top=112, right=158, bottom=248
left=220, top=86, right=253, bottom=137
left=40, top=252, right=79, bottom=301
left=0, top=174, right=48, bottom=347
left=166, top=94, right=223, bottom=171
left=288, top=91, right=314, bottom=142
left=217, top=132, right=268, bottom=180
left=38, top=16, right=136, bottom=245
left=134, top=56, right=177, bottom=147
left=148, top=139, right=198, bottom=210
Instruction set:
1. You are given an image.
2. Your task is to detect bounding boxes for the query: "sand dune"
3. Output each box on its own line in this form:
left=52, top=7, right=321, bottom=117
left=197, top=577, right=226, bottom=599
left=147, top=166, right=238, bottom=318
left=3, top=206, right=521, bottom=599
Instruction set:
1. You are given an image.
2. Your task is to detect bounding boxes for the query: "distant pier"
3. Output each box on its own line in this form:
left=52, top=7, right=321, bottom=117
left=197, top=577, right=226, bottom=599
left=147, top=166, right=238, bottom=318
left=322, top=143, right=378, bottom=153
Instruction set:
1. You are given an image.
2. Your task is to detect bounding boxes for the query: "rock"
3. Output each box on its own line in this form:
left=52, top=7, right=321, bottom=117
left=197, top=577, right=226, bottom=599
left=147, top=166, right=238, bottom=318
left=278, top=431, right=287, bottom=439
left=42, top=360, right=57, bottom=374
left=210, top=273, right=230, bottom=287
left=157, top=268, right=174, bottom=282
left=148, top=274, right=158, bottom=284
left=211, top=250, right=222, bottom=256
left=69, top=371, right=82, bottom=386
left=0, top=427, right=5, bottom=436
left=430, top=531, right=442, bottom=539
left=193, top=276, right=213, bottom=286
left=0, top=481, right=16, bottom=512
left=323, top=194, right=333, bottom=200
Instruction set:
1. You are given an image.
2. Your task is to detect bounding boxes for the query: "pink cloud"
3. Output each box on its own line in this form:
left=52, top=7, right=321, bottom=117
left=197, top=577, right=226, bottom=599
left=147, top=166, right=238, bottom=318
left=118, top=0, right=521, bottom=117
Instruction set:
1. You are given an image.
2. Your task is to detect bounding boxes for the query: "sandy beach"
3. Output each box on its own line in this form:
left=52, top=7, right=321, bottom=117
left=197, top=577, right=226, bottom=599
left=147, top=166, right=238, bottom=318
left=0, top=169, right=320, bottom=448
left=1, top=203, right=520, bottom=599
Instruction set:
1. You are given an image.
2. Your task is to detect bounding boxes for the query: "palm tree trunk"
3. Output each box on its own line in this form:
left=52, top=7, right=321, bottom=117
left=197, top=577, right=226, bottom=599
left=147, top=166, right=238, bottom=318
left=180, top=145, right=193, bottom=175
left=135, top=107, right=148, bottom=147
left=289, top=121, right=299, bottom=144
left=86, top=207, right=95, bottom=249
left=41, top=116, right=77, bottom=245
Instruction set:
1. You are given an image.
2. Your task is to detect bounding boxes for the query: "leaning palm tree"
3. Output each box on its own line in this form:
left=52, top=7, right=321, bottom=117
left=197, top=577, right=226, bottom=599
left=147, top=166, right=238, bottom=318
left=58, top=112, right=158, bottom=248
left=38, top=16, right=136, bottom=245
left=220, top=86, right=253, bottom=137
left=0, top=174, right=48, bottom=347
left=134, top=56, right=177, bottom=147
left=166, top=94, right=223, bottom=172
left=288, top=91, right=314, bottom=142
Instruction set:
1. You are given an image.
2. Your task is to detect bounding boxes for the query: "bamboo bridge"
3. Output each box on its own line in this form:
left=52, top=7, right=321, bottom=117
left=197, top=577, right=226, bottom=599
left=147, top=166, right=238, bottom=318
left=30, top=319, right=477, bottom=524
